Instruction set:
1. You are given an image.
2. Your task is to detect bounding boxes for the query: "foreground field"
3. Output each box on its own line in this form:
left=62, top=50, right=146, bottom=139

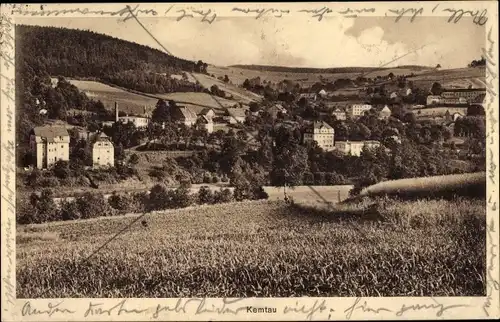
left=17, top=197, right=485, bottom=298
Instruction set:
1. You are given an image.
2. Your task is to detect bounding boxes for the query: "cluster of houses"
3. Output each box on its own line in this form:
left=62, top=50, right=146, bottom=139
left=29, top=126, right=114, bottom=169
left=303, top=121, right=381, bottom=157
left=330, top=104, right=392, bottom=121
left=102, top=102, right=249, bottom=134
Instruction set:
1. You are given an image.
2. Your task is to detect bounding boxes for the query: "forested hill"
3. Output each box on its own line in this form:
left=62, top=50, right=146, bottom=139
left=16, top=24, right=200, bottom=77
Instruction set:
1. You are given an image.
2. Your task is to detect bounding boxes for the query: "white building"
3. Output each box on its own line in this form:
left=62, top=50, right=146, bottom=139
left=334, top=140, right=380, bottom=157
left=347, top=104, right=372, bottom=118
left=378, top=105, right=392, bottom=120
left=332, top=107, right=347, bottom=120
left=30, top=126, right=70, bottom=169
left=91, top=132, right=114, bottom=168
left=197, top=115, right=214, bottom=133
left=426, top=95, right=442, bottom=105
left=303, top=121, right=335, bottom=151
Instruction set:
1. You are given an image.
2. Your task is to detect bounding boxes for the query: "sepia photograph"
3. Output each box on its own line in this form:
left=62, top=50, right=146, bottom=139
left=1, top=1, right=499, bottom=321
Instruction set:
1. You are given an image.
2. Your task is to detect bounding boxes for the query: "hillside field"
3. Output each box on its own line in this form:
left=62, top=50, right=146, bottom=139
left=17, top=197, right=485, bottom=298
left=208, top=65, right=434, bottom=87
left=52, top=79, right=159, bottom=115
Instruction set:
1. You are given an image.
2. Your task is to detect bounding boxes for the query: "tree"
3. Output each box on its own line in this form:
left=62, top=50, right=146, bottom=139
left=430, top=82, right=443, bottom=95
left=198, top=186, right=214, bottom=204
left=152, top=99, right=171, bottom=123
left=270, top=126, right=308, bottom=190
left=129, top=153, right=139, bottom=165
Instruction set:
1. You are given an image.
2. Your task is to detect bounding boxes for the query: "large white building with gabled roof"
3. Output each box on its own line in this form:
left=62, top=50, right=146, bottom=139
left=303, top=121, right=335, bottom=151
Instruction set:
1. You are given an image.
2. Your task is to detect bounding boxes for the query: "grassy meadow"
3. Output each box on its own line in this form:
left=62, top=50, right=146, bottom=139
left=17, top=196, right=486, bottom=298
left=56, top=79, right=159, bottom=115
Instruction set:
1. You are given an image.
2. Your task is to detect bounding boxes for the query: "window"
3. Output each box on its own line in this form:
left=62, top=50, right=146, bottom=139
left=61, top=145, right=64, bottom=148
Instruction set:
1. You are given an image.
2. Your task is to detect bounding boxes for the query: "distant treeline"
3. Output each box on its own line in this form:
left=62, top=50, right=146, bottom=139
left=230, top=64, right=431, bottom=74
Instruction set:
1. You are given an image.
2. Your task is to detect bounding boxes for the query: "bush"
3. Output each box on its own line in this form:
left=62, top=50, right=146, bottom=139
left=212, top=175, right=220, bottom=184
left=75, top=192, right=111, bottom=219
left=314, top=172, right=326, bottom=185
left=129, top=153, right=139, bottom=165
left=221, top=175, right=229, bottom=183
left=252, top=186, right=269, bottom=200
left=171, top=186, right=193, bottom=208
left=198, top=186, right=214, bottom=204
left=325, top=172, right=347, bottom=185
left=39, top=177, right=60, bottom=187
left=302, top=172, right=314, bottom=185
left=148, top=184, right=171, bottom=211
left=23, top=189, right=59, bottom=223
left=52, top=160, right=71, bottom=179
left=60, top=200, right=81, bottom=221
left=213, top=188, right=233, bottom=203
left=202, top=175, right=212, bottom=184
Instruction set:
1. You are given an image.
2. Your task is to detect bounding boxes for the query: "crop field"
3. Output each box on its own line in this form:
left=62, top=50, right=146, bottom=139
left=359, top=172, right=486, bottom=200
left=208, top=65, right=433, bottom=87
left=17, top=197, right=485, bottom=298
left=57, top=79, right=158, bottom=115
left=408, top=67, right=486, bottom=90
left=193, top=72, right=262, bottom=104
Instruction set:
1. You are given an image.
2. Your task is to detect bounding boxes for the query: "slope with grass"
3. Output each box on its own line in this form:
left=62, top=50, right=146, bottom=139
left=17, top=197, right=485, bottom=298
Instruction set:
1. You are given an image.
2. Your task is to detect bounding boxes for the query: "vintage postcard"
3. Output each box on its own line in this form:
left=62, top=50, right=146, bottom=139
left=1, top=1, right=499, bottom=321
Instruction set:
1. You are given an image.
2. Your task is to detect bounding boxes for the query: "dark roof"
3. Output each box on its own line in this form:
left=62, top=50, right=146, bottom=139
left=200, top=107, right=214, bottom=115
left=313, top=121, right=333, bottom=130
left=32, top=126, right=69, bottom=138
left=442, top=88, right=486, bottom=93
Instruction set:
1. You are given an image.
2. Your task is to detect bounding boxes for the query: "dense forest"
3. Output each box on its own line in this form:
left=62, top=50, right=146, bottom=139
left=16, top=25, right=207, bottom=94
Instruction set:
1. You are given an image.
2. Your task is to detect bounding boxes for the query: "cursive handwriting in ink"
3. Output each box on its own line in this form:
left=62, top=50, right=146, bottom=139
left=84, top=299, right=149, bottom=317
left=10, top=4, right=158, bottom=22
left=396, top=299, right=469, bottom=317
left=232, top=7, right=289, bottom=19
left=152, top=298, right=248, bottom=319
left=2, top=217, right=15, bottom=307
left=298, top=7, right=332, bottom=22
left=483, top=220, right=500, bottom=316
left=338, top=8, right=376, bottom=18
left=191, top=9, right=217, bottom=24
left=283, top=300, right=328, bottom=320
left=443, top=8, right=488, bottom=26
left=22, top=301, right=76, bottom=317
left=344, top=297, right=392, bottom=320
left=387, top=7, right=424, bottom=23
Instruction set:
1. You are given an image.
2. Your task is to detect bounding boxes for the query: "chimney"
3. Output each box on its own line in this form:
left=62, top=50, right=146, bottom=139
left=114, top=102, right=119, bottom=122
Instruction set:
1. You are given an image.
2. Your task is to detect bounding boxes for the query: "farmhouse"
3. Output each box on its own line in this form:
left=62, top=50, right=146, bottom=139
left=426, top=95, right=442, bottom=105
left=413, top=106, right=468, bottom=118
left=303, top=121, right=335, bottom=151
left=197, top=115, right=214, bottom=133
left=334, top=140, right=380, bottom=157
left=30, top=126, right=70, bottom=169
left=114, top=102, right=150, bottom=128
left=347, top=104, right=372, bottom=118
left=225, top=108, right=247, bottom=124
left=173, top=106, right=198, bottom=126
left=90, top=132, right=114, bottom=168
left=199, top=107, right=215, bottom=120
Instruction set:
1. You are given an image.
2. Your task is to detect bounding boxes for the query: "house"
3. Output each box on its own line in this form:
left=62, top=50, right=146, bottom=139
left=30, top=126, right=70, bottom=169
left=225, top=108, right=247, bottom=124
left=318, top=89, right=327, bottom=98
left=331, top=107, right=347, bottom=120
left=197, top=115, right=214, bottom=133
left=347, top=104, right=372, bottom=118
left=199, top=107, right=215, bottom=120
left=114, top=102, right=150, bottom=128
left=334, top=140, right=380, bottom=157
left=299, top=93, right=317, bottom=101
left=91, top=132, right=114, bottom=168
left=426, top=95, right=442, bottom=106
left=268, top=104, right=287, bottom=118
left=444, top=110, right=464, bottom=122
left=173, top=106, right=198, bottom=126
left=378, top=105, right=392, bottom=120
left=390, top=92, right=398, bottom=99
left=303, top=121, right=335, bottom=151
left=405, top=88, right=412, bottom=96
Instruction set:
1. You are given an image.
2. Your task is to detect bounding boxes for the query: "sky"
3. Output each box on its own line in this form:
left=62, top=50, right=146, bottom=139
left=16, top=15, right=485, bottom=69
